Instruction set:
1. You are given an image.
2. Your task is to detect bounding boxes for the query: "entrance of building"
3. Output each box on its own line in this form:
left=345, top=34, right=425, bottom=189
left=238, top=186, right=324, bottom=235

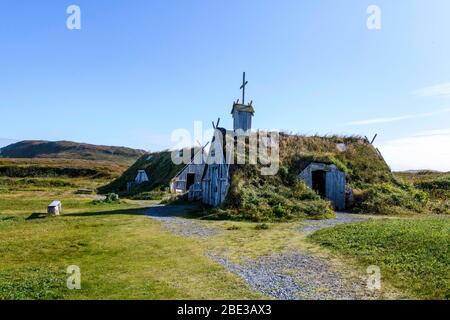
left=312, top=170, right=326, bottom=197
left=186, top=173, right=195, bottom=191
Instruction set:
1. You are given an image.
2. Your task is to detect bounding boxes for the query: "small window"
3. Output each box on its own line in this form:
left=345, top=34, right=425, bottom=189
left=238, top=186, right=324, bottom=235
left=179, top=149, right=184, bottom=157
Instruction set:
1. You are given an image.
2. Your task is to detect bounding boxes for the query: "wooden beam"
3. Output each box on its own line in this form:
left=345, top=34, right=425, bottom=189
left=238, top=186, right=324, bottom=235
left=370, top=134, right=378, bottom=144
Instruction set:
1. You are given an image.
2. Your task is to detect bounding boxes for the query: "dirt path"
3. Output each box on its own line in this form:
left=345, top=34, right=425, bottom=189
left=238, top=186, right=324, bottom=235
left=145, top=205, right=376, bottom=300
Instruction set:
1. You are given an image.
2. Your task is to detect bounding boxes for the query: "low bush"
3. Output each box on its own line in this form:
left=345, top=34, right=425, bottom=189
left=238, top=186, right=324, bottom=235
left=92, top=193, right=120, bottom=205
left=352, top=183, right=430, bottom=215
left=212, top=166, right=335, bottom=222
left=414, top=175, right=450, bottom=201
left=255, top=223, right=270, bottom=230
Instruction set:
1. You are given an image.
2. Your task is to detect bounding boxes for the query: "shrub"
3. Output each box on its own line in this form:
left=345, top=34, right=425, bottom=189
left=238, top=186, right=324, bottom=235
left=415, top=175, right=450, bottom=191
left=218, top=167, right=334, bottom=221
left=353, top=183, right=429, bottom=215
left=92, top=193, right=120, bottom=205
left=255, top=223, right=270, bottom=230
left=429, top=200, right=450, bottom=215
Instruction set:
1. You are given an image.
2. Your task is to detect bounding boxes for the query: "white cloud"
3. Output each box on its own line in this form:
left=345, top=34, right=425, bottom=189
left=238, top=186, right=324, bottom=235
left=377, top=128, right=450, bottom=172
left=413, top=82, right=450, bottom=97
left=345, top=107, right=450, bottom=126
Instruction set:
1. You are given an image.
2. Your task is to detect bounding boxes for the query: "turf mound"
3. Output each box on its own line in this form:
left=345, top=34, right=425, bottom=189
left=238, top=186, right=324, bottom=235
left=210, top=134, right=392, bottom=221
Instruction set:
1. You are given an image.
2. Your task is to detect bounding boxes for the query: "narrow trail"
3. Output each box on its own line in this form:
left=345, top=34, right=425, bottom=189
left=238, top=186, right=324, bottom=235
left=144, top=205, right=376, bottom=300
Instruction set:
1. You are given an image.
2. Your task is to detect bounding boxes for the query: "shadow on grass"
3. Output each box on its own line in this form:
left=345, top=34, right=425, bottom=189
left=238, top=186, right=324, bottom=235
left=64, top=204, right=208, bottom=220
left=26, top=212, right=48, bottom=220
left=64, top=207, right=147, bottom=217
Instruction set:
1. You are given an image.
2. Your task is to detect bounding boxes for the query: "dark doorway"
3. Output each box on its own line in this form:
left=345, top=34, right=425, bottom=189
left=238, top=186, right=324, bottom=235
left=186, top=173, right=195, bottom=191
left=312, top=170, right=326, bottom=197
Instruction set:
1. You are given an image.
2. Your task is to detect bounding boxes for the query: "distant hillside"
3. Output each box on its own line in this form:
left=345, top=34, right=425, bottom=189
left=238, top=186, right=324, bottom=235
left=0, top=158, right=129, bottom=180
left=0, top=140, right=146, bottom=164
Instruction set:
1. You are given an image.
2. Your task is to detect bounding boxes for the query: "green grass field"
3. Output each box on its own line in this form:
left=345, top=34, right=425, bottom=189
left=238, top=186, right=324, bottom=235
left=309, top=217, right=450, bottom=300
left=0, top=167, right=262, bottom=299
left=0, top=208, right=262, bottom=299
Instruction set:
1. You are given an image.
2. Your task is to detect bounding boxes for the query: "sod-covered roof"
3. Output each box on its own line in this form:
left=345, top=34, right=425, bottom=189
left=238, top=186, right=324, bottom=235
left=276, top=133, right=392, bottom=186
left=218, top=133, right=393, bottom=221
left=98, top=148, right=200, bottom=195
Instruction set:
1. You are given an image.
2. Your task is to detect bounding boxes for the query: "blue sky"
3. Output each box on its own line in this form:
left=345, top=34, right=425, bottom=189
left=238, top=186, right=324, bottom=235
left=1, top=0, right=449, bottom=170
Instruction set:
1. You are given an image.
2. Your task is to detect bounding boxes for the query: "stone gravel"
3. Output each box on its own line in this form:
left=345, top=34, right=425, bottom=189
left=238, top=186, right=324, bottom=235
left=207, top=252, right=376, bottom=300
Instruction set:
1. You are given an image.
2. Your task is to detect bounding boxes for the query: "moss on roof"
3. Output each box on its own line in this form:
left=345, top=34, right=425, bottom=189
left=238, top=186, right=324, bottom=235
left=277, top=133, right=392, bottom=186
left=98, top=148, right=202, bottom=195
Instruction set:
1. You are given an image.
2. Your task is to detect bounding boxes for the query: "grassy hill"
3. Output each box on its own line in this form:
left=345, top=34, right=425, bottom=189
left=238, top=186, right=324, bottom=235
left=0, top=158, right=130, bottom=193
left=0, top=140, right=146, bottom=164
left=0, top=158, right=128, bottom=179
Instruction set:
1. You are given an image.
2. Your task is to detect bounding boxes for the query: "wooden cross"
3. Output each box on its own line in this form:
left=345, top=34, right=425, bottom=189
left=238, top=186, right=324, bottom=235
left=240, top=72, right=248, bottom=104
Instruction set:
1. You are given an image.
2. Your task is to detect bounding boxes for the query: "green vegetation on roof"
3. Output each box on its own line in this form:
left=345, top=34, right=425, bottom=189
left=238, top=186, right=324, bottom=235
left=210, top=134, right=391, bottom=221
left=98, top=150, right=188, bottom=195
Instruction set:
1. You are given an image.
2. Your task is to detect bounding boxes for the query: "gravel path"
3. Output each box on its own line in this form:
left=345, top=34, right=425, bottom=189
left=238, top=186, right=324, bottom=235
left=145, top=205, right=220, bottom=238
left=299, top=212, right=368, bottom=233
left=145, top=205, right=375, bottom=300
left=207, top=252, right=375, bottom=300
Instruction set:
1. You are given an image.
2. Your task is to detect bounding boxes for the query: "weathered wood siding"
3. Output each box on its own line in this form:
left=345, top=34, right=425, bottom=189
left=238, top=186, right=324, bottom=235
left=202, top=163, right=230, bottom=207
left=171, top=163, right=206, bottom=193
left=233, top=110, right=252, bottom=132
left=325, top=170, right=346, bottom=210
left=171, top=149, right=206, bottom=193
left=298, top=162, right=346, bottom=210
